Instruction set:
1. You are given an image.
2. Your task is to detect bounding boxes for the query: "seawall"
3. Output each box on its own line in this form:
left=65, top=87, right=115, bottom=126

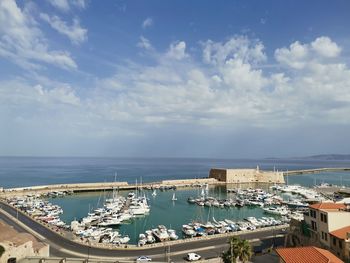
left=283, top=167, right=350, bottom=175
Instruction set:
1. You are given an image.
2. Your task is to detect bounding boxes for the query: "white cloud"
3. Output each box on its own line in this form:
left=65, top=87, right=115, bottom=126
left=48, top=0, right=69, bottom=12
left=40, top=13, right=87, bottom=45
left=275, top=41, right=308, bottom=69
left=275, top=36, right=342, bottom=69
left=73, top=0, right=86, bottom=9
left=142, top=17, right=153, bottom=29
left=90, top=36, right=350, bottom=128
left=311, top=36, right=341, bottom=58
left=137, top=36, right=152, bottom=50
left=202, top=36, right=266, bottom=66
left=0, top=1, right=77, bottom=70
left=0, top=80, right=80, bottom=111
left=166, top=41, right=188, bottom=60
left=47, top=0, right=86, bottom=12
left=2, top=35, right=350, bottom=145
left=34, top=84, right=80, bottom=106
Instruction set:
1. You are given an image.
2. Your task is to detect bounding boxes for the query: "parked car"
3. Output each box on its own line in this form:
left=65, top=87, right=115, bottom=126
left=186, top=253, right=201, bottom=261
left=136, top=256, right=152, bottom=262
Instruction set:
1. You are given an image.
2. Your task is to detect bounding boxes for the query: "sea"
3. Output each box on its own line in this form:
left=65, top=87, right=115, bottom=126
left=1, top=156, right=350, bottom=244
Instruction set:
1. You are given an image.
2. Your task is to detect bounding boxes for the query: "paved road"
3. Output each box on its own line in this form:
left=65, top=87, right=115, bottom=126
left=0, top=202, right=286, bottom=261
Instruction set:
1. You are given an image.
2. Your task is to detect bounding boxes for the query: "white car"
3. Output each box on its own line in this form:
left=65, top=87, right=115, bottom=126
left=136, top=256, right=152, bottom=262
left=186, top=253, right=201, bottom=261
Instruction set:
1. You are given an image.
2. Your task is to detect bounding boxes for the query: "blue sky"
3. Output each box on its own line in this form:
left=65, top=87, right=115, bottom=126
left=1, top=0, right=350, bottom=158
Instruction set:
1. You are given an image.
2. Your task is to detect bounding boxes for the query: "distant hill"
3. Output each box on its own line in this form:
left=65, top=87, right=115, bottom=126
left=305, top=154, right=350, bottom=160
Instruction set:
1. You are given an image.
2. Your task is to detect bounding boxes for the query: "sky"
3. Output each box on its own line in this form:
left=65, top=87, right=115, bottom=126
left=1, top=0, right=350, bottom=158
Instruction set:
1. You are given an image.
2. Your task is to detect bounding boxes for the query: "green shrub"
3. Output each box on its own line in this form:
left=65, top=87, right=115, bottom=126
left=0, top=245, right=5, bottom=257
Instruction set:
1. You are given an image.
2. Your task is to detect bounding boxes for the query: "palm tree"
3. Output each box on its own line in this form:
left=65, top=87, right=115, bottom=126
left=236, top=239, right=252, bottom=262
left=222, top=236, right=253, bottom=263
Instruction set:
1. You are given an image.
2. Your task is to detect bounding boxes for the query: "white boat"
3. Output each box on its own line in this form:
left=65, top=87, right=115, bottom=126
left=171, top=193, right=177, bottom=201
left=182, top=225, right=196, bottom=237
left=138, top=233, right=147, bottom=246
left=168, top=229, right=178, bottom=240
left=152, top=225, right=170, bottom=242
left=263, top=206, right=289, bottom=216
left=98, top=217, right=121, bottom=226
left=145, top=230, right=156, bottom=243
left=151, top=189, right=157, bottom=196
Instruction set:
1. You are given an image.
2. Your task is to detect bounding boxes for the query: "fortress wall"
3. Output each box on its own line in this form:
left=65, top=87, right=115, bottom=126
left=209, top=168, right=285, bottom=184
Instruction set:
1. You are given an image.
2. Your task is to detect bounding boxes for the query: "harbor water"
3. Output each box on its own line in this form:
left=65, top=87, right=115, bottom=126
left=1, top=157, right=350, bottom=244
left=47, top=185, right=271, bottom=244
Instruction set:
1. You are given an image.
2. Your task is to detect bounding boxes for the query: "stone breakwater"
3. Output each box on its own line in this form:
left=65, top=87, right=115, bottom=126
left=283, top=167, right=350, bottom=175
left=0, top=178, right=220, bottom=197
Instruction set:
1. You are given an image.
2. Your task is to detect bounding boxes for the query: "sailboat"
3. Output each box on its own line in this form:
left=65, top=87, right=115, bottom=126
left=152, top=189, right=157, bottom=197
left=171, top=192, right=177, bottom=201
left=200, top=188, right=205, bottom=197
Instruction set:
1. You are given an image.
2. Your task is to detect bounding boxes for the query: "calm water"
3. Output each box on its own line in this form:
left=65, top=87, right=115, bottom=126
left=1, top=156, right=350, bottom=188
left=1, top=157, right=350, bottom=244
left=49, top=185, right=270, bottom=244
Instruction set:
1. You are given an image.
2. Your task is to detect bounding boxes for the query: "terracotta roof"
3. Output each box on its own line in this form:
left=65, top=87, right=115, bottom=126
left=309, top=203, right=346, bottom=210
left=330, top=226, right=350, bottom=240
left=276, top=246, right=343, bottom=263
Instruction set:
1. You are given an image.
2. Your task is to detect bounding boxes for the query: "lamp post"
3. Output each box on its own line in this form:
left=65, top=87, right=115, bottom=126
left=167, top=245, right=171, bottom=262
left=86, top=239, right=91, bottom=263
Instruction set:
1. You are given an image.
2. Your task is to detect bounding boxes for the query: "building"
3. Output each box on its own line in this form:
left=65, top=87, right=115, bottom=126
left=0, top=221, right=49, bottom=263
left=304, top=203, right=350, bottom=247
left=209, top=166, right=285, bottom=184
left=329, top=226, right=350, bottom=262
left=276, top=246, right=343, bottom=263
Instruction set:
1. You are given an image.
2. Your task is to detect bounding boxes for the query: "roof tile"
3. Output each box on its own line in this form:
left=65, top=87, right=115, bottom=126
left=309, top=203, right=346, bottom=210
left=276, top=246, right=343, bottom=263
left=330, top=226, right=350, bottom=240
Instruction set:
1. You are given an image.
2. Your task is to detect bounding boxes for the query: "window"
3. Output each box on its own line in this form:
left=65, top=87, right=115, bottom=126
left=325, top=233, right=328, bottom=241
left=311, top=221, right=317, bottom=231
left=310, top=209, right=317, bottom=218
left=324, top=214, right=327, bottom=223
left=321, top=213, right=324, bottom=222
left=322, top=232, right=324, bottom=239
left=333, top=237, right=337, bottom=245
left=339, top=240, right=342, bottom=249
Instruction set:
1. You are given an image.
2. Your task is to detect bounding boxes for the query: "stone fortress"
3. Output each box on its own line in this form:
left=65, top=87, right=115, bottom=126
left=209, top=166, right=285, bottom=184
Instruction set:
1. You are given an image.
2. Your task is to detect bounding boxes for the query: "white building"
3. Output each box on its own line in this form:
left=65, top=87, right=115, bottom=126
left=0, top=221, right=49, bottom=263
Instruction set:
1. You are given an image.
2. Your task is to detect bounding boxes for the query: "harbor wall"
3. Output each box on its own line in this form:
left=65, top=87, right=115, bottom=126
left=161, top=178, right=218, bottom=185
left=209, top=167, right=285, bottom=184
left=0, top=178, right=220, bottom=197
left=284, top=167, right=350, bottom=175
